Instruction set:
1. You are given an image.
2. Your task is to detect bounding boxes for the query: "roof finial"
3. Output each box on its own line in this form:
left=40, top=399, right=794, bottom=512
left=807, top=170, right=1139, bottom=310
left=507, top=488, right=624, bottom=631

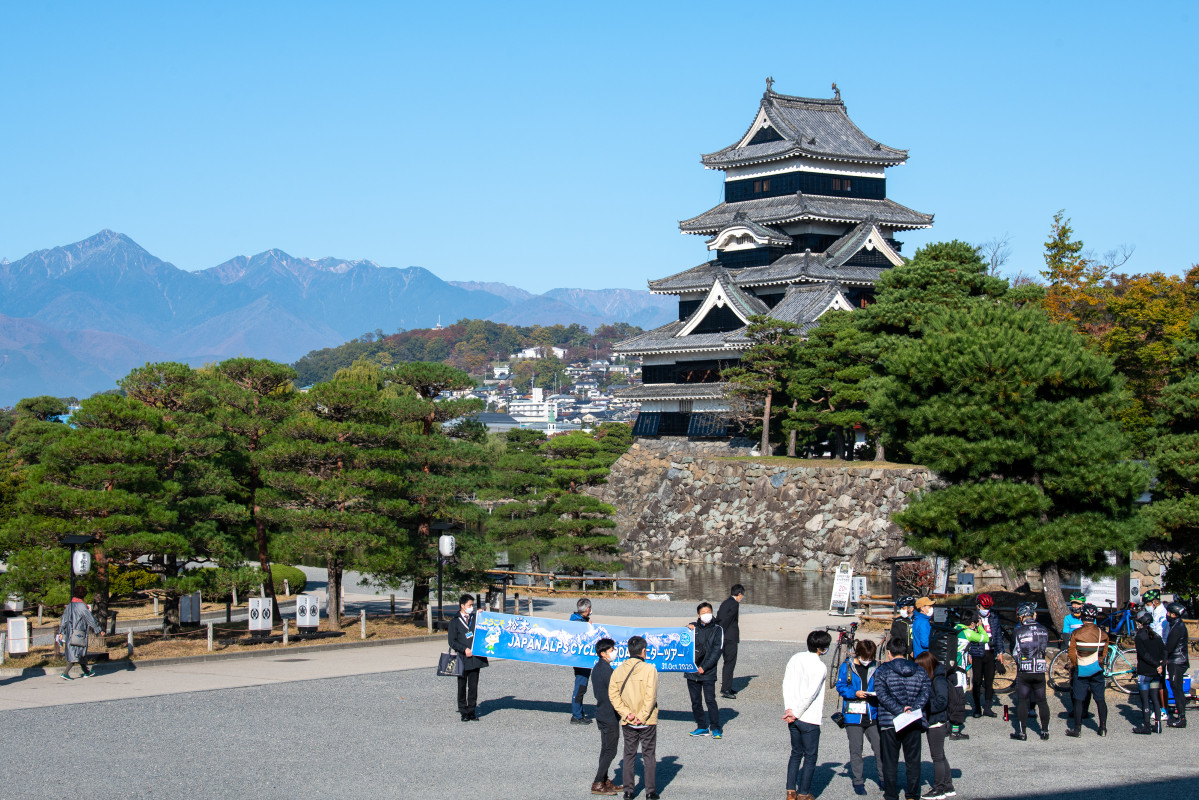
left=766, top=76, right=775, bottom=93
left=831, top=82, right=841, bottom=101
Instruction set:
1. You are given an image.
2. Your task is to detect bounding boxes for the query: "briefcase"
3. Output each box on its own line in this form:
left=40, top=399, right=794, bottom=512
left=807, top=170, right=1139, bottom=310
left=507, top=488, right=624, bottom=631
left=437, top=650, right=464, bottom=677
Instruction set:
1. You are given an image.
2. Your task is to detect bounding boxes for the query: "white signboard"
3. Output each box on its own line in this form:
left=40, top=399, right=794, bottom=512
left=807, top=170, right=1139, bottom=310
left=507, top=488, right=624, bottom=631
left=1130, top=578, right=1142, bottom=603
left=850, top=576, right=868, bottom=604
left=829, top=562, right=853, bottom=613
left=180, top=591, right=202, bottom=624
left=933, top=557, right=950, bottom=595
left=248, top=597, right=273, bottom=633
left=6, top=617, right=29, bottom=654
left=1082, top=552, right=1119, bottom=608
left=296, top=594, right=320, bottom=631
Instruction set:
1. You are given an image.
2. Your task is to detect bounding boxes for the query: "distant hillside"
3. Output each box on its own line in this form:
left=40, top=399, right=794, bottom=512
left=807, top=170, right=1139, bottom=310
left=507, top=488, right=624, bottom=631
left=0, top=231, right=668, bottom=404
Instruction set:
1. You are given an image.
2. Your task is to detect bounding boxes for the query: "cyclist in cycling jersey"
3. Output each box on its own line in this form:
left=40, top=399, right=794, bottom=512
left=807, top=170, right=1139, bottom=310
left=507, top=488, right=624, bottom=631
left=1143, top=589, right=1168, bottom=640
left=1164, top=602, right=1190, bottom=728
left=949, top=609, right=989, bottom=740
left=1066, top=603, right=1109, bottom=737
left=1132, top=608, right=1165, bottom=734
left=1010, top=602, right=1051, bottom=741
left=889, top=596, right=915, bottom=660
left=969, top=593, right=1006, bottom=718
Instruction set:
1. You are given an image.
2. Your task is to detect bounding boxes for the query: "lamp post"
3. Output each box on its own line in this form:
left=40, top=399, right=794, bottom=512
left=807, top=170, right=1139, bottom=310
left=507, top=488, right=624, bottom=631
left=431, top=521, right=462, bottom=631
left=61, top=534, right=97, bottom=598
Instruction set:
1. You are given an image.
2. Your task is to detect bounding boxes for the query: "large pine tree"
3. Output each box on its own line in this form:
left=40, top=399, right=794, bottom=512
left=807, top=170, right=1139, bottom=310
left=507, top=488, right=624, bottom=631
left=723, top=317, right=801, bottom=454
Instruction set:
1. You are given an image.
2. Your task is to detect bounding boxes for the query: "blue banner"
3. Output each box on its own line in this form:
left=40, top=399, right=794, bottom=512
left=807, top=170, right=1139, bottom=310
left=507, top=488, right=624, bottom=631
left=472, top=611, right=695, bottom=672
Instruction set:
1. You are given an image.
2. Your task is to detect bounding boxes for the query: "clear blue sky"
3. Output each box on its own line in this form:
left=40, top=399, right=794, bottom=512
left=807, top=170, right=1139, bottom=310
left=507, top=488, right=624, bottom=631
left=1, top=2, right=1195, bottom=293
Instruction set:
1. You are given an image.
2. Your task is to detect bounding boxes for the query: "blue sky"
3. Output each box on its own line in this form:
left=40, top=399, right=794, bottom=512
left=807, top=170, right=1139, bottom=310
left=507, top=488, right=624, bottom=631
left=1, top=2, right=1195, bottom=293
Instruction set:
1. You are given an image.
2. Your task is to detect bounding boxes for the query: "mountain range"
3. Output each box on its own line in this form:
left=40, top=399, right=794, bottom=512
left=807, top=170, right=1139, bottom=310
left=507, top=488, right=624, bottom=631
left=0, top=230, right=675, bottom=404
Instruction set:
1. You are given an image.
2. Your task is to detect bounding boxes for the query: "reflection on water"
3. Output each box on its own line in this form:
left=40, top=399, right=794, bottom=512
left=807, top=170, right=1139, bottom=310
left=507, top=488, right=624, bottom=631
left=615, top=560, right=854, bottom=610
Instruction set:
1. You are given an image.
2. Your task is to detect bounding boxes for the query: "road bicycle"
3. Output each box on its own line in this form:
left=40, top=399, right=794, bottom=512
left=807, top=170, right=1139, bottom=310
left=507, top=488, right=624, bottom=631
left=1048, top=639, right=1138, bottom=694
left=824, top=623, right=859, bottom=688
left=1096, top=602, right=1138, bottom=645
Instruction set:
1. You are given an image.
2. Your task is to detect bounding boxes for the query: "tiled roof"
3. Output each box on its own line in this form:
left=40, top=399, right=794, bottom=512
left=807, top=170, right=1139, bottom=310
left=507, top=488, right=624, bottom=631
left=680, top=193, right=934, bottom=235
left=767, top=282, right=849, bottom=333
left=617, top=382, right=731, bottom=401
left=611, top=318, right=749, bottom=356
left=648, top=261, right=722, bottom=293
left=716, top=272, right=770, bottom=319
left=701, top=90, right=908, bottom=169
left=731, top=254, right=887, bottom=288
left=704, top=213, right=794, bottom=248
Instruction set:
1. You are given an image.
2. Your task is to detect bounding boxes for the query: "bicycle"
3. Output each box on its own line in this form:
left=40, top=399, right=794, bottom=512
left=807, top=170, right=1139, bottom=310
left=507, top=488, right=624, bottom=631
left=1048, top=638, right=1138, bottom=694
left=1096, top=602, right=1138, bottom=646
left=824, top=623, right=859, bottom=688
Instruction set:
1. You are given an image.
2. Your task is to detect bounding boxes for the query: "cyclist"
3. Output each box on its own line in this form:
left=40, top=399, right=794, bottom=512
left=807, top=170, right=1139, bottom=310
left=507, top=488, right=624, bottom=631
left=1010, top=601, right=1051, bottom=741
left=1144, top=589, right=1168, bottom=639
left=1066, top=603, right=1109, bottom=737
left=949, top=609, right=989, bottom=740
left=912, top=597, right=934, bottom=657
left=969, top=593, right=1006, bottom=718
left=1132, top=608, right=1165, bottom=734
left=889, top=596, right=916, bottom=660
left=1164, top=601, right=1190, bottom=728
left=1061, top=593, right=1088, bottom=719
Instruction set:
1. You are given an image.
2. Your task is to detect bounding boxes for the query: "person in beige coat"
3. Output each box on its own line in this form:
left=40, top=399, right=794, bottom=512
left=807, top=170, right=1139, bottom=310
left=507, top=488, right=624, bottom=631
left=609, top=636, right=660, bottom=800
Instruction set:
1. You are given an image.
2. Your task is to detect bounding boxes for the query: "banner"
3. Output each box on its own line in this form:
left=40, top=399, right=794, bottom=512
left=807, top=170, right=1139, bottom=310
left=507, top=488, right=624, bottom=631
left=472, top=611, right=696, bottom=672
left=829, top=562, right=853, bottom=613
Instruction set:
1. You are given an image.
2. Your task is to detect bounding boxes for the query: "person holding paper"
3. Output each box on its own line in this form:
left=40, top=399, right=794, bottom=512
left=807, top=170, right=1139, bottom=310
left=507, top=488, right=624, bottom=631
left=874, top=636, right=932, bottom=800
left=834, top=638, right=881, bottom=796
left=782, top=629, right=831, bottom=800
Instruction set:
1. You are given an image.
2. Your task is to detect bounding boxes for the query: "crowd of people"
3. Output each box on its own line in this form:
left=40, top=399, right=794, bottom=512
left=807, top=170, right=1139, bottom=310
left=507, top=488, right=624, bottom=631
left=444, top=586, right=1193, bottom=800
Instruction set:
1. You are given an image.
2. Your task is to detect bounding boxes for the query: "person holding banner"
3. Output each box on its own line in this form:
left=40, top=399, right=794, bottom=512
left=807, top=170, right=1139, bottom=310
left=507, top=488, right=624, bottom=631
left=686, top=602, right=725, bottom=739
left=571, top=598, right=596, bottom=725
left=609, top=636, right=660, bottom=800
left=590, top=638, right=623, bottom=796
left=448, top=594, right=488, bottom=721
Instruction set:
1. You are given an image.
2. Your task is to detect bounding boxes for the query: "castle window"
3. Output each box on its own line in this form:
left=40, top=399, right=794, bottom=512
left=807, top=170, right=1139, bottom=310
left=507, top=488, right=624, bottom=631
left=844, top=179, right=852, bottom=191
left=831, top=178, right=841, bottom=191
left=761, top=179, right=770, bottom=192
left=752, top=181, right=761, bottom=193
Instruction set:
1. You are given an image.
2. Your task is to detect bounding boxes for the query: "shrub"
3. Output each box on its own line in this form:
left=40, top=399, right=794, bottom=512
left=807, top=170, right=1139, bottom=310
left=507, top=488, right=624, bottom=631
left=271, top=564, right=307, bottom=595
left=108, top=565, right=161, bottom=598
left=896, top=559, right=935, bottom=597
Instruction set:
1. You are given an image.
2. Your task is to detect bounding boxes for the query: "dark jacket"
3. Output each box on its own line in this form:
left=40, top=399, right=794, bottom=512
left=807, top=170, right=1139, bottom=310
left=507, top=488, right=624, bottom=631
left=889, top=617, right=911, bottom=655
left=835, top=658, right=878, bottom=725
left=874, top=657, right=932, bottom=729
left=570, top=612, right=593, bottom=676
left=591, top=657, right=618, bottom=724
left=924, top=664, right=950, bottom=725
left=448, top=611, right=489, bottom=672
left=1135, top=627, right=1166, bottom=678
left=1012, top=621, right=1050, bottom=674
left=716, top=596, right=740, bottom=644
left=968, top=610, right=1007, bottom=657
left=1165, top=617, right=1190, bottom=666
left=686, top=618, right=724, bottom=682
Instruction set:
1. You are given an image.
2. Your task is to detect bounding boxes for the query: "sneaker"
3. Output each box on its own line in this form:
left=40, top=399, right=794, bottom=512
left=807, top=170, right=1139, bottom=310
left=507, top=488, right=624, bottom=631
left=721, top=691, right=737, bottom=699
left=1009, top=732, right=1026, bottom=741
left=1065, top=728, right=1080, bottom=738
left=1039, top=731, right=1050, bottom=741
left=688, top=727, right=710, bottom=737
left=943, top=792, right=957, bottom=798
left=853, top=786, right=868, bottom=796
left=1132, top=725, right=1153, bottom=735
left=948, top=732, right=970, bottom=740
left=982, top=710, right=998, bottom=718
left=711, top=728, right=722, bottom=739
left=81, top=670, right=96, bottom=679
left=570, top=716, right=593, bottom=725
left=922, top=792, right=946, bottom=800
left=60, top=673, right=73, bottom=681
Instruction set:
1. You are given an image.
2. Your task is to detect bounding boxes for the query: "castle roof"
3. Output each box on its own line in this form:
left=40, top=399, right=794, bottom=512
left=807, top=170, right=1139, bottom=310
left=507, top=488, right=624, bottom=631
left=680, top=192, right=933, bottom=235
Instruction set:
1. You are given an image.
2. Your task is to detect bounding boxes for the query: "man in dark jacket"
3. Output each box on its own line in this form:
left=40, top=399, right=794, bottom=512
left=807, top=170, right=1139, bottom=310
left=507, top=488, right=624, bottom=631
left=686, top=601, right=725, bottom=738
left=589, top=638, right=622, bottom=795
left=571, top=598, right=595, bottom=724
left=888, top=596, right=915, bottom=661
left=1164, top=602, right=1190, bottom=728
left=874, top=636, right=931, bottom=800
left=448, top=594, right=488, bottom=721
left=716, top=584, right=743, bottom=699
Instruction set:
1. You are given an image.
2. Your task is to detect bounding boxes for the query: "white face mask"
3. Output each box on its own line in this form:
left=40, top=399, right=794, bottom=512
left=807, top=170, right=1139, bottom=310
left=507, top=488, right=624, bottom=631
left=699, top=612, right=713, bottom=624
left=898, top=608, right=910, bottom=618
left=922, top=607, right=934, bottom=617
left=461, top=606, right=473, bottom=616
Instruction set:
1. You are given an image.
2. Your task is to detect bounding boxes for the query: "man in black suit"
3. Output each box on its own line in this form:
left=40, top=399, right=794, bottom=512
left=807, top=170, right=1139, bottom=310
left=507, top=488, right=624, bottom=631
left=589, top=638, right=622, bottom=796
left=448, top=593, right=488, bottom=721
left=716, top=584, right=744, bottom=699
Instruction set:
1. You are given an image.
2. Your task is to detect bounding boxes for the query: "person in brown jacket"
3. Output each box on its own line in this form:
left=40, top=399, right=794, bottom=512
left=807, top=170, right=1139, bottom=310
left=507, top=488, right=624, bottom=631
left=1066, top=603, right=1110, bottom=737
left=608, top=636, right=660, bottom=800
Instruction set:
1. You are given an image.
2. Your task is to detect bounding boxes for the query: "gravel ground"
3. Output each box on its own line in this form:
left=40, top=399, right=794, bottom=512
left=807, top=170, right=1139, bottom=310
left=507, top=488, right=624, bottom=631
left=2, top=641, right=1195, bottom=800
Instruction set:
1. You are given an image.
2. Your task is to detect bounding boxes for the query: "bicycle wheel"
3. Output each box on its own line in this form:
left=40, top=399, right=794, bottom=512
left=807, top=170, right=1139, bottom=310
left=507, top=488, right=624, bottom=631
left=1048, top=648, right=1073, bottom=692
left=992, top=653, right=1016, bottom=693
left=1107, top=648, right=1138, bottom=694
left=828, top=642, right=843, bottom=688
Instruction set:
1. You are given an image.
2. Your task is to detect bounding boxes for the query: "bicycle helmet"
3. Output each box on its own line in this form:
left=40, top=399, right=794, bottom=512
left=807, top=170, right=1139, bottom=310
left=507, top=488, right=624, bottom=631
left=895, top=595, right=916, bottom=610
left=976, top=593, right=994, bottom=609
left=1069, top=593, right=1086, bottom=605
left=1016, top=601, right=1037, bottom=620
left=1166, top=602, right=1187, bottom=618
left=1143, top=589, right=1161, bottom=603
left=1135, top=609, right=1155, bottom=628
left=1080, top=603, right=1098, bottom=622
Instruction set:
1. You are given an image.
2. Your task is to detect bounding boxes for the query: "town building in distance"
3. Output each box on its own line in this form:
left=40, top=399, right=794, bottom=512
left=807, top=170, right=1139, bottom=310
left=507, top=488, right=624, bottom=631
left=614, top=81, right=932, bottom=439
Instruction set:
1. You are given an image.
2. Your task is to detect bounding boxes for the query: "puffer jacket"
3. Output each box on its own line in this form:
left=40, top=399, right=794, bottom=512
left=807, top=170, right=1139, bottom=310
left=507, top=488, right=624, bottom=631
left=924, top=664, right=950, bottom=725
left=686, top=618, right=724, bottom=682
left=835, top=658, right=878, bottom=725
left=1165, top=617, right=1190, bottom=666
left=874, top=657, right=932, bottom=729
left=968, top=610, right=1007, bottom=657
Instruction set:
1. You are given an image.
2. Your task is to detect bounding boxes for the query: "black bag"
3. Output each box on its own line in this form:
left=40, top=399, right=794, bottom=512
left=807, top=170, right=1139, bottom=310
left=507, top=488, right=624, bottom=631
left=830, top=711, right=847, bottom=729
left=437, top=650, right=464, bottom=677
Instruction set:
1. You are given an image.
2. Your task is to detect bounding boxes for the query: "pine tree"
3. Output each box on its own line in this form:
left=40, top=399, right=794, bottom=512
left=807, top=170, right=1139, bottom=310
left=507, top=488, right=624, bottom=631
left=881, top=302, right=1151, bottom=630
left=723, top=317, right=801, bottom=454
left=1040, top=211, right=1111, bottom=330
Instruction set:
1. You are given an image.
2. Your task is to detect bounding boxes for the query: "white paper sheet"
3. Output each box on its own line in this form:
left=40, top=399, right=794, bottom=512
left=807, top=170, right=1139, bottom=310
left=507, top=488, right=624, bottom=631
left=893, top=708, right=924, bottom=731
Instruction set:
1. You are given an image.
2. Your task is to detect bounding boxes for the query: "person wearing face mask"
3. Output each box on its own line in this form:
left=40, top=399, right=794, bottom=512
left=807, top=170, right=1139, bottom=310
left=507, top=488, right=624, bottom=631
left=968, top=593, right=1005, bottom=718
left=889, top=596, right=916, bottom=661
left=448, top=593, right=488, bottom=721
left=589, top=638, right=623, bottom=796
left=912, top=597, right=934, bottom=657
left=686, top=601, right=725, bottom=738
left=1143, top=590, right=1169, bottom=640
left=1163, top=602, right=1190, bottom=728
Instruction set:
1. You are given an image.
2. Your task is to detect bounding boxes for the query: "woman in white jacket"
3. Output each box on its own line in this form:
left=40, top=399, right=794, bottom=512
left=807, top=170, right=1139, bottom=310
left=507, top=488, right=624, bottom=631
left=782, top=629, right=832, bottom=800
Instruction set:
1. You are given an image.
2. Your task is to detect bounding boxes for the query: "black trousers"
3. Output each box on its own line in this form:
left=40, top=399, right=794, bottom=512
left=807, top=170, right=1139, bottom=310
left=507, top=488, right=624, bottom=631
left=971, top=650, right=997, bottom=711
left=457, top=668, right=480, bottom=716
left=1015, top=672, right=1050, bottom=730
left=720, top=639, right=738, bottom=694
left=687, top=679, right=721, bottom=729
left=595, top=719, right=620, bottom=783
left=947, top=671, right=967, bottom=727
left=1072, top=671, right=1107, bottom=728
left=879, top=724, right=923, bottom=800
left=1167, top=662, right=1188, bottom=719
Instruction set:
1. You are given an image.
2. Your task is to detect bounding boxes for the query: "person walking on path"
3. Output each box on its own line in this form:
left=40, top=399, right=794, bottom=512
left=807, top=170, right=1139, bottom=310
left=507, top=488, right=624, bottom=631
left=875, top=636, right=932, bottom=800
left=914, top=651, right=955, bottom=800
left=448, top=594, right=488, bottom=721
left=57, top=586, right=101, bottom=680
left=589, top=638, right=623, bottom=795
left=969, top=593, right=1005, bottom=718
left=716, top=584, right=743, bottom=699
left=783, top=629, right=830, bottom=800
left=1009, top=602, right=1051, bottom=741
left=912, top=597, right=934, bottom=657
left=1066, top=603, right=1109, bottom=737
left=835, top=638, right=881, bottom=796
left=609, top=635, right=660, bottom=800
left=571, top=598, right=596, bottom=725
left=889, top=597, right=915, bottom=660
left=685, top=601, right=725, bottom=738
left=1164, top=602, right=1190, bottom=728
left=1132, top=609, right=1165, bottom=735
